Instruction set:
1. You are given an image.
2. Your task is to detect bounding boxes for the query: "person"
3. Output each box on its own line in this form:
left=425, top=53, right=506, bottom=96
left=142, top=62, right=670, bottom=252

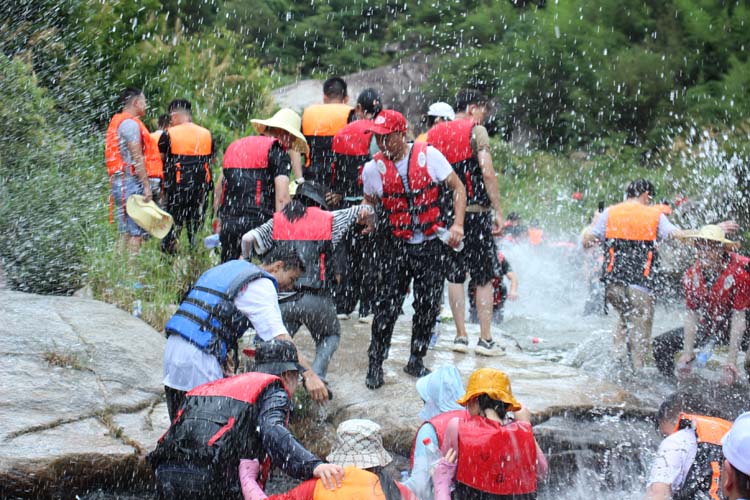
left=238, top=418, right=418, bottom=500
left=215, top=108, right=306, bottom=262
left=240, top=181, right=374, bottom=380
left=147, top=113, right=170, bottom=208
left=301, top=76, right=355, bottom=186
left=415, top=101, right=455, bottom=143
left=149, top=339, right=344, bottom=499
left=583, top=179, right=738, bottom=371
left=161, top=245, right=329, bottom=421
left=329, top=88, right=383, bottom=322
left=158, top=99, right=215, bottom=253
left=104, top=87, right=161, bottom=253
left=468, top=247, right=519, bottom=325
left=428, top=89, right=505, bottom=356
left=431, top=368, right=547, bottom=500
left=652, top=225, right=750, bottom=383
left=361, top=110, right=467, bottom=388
left=645, top=392, right=732, bottom=500
left=721, top=411, right=750, bottom=500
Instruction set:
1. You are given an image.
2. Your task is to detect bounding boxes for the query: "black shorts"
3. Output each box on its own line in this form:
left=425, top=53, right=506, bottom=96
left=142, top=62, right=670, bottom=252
left=446, top=212, right=499, bottom=286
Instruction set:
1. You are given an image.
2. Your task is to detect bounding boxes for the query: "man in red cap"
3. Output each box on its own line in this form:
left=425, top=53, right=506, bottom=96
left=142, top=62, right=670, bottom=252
left=360, top=110, right=466, bottom=389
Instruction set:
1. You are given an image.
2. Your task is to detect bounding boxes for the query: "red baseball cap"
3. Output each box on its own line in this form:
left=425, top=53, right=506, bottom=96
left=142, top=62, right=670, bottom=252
left=365, top=109, right=408, bottom=135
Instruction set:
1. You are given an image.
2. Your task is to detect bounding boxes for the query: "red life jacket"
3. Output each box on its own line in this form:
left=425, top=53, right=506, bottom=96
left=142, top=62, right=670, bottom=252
left=331, top=119, right=373, bottom=201
left=427, top=119, right=489, bottom=207
left=377, top=142, right=444, bottom=241
left=272, top=207, right=334, bottom=290
left=672, top=413, right=732, bottom=500
left=602, top=201, right=663, bottom=287
left=104, top=112, right=163, bottom=178
left=409, top=409, right=468, bottom=468
left=163, top=121, right=213, bottom=189
left=221, top=136, right=278, bottom=219
left=149, top=372, right=290, bottom=490
left=455, top=416, right=537, bottom=497
left=302, top=103, right=353, bottom=185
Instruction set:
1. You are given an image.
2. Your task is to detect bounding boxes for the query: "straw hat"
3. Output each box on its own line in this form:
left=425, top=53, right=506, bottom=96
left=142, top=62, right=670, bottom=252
left=326, top=419, right=392, bottom=469
left=456, top=367, right=521, bottom=411
left=251, top=108, right=308, bottom=154
left=681, top=224, right=739, bottom=250
left=125, top=195, right=173, bottom=239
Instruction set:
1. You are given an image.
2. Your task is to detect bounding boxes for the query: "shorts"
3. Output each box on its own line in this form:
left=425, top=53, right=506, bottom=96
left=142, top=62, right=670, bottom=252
left=111, top=171, right=147, bottom=237
left=446, top=212, right=499, bottom=286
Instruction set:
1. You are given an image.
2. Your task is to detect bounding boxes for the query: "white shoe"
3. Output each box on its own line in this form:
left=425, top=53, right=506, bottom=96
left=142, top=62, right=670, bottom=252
left=358, top=314, right=373, bottom=324
left=475, top=338, right=506, bottom=357
left=451, top=337, right=470, bottom=353
left=336, top=313, right=351, bottom=320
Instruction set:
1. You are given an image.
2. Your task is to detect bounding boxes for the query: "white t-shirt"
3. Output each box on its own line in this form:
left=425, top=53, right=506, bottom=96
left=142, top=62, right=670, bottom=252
left=647, top=428, right=698, bottom=492
left=361, top=144, right=453, bottom=244
left=163, top=277, right=287, bottom=392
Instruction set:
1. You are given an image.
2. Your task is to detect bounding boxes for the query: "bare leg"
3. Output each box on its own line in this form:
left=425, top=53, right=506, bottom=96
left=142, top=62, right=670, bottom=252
left=127, top=235, right=144, bottom=254
left=476, top=282, right=494, bottom=341
left=448, top=282, right=467, bottom=339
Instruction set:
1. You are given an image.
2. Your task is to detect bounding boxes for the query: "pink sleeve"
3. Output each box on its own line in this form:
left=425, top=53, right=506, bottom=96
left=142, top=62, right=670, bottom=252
left=535, top=441, right=549, bottom=480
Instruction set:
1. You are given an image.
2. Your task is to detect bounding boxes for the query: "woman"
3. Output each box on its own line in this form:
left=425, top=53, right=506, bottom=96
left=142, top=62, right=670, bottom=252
left=433, top=368, right=547, bottom=500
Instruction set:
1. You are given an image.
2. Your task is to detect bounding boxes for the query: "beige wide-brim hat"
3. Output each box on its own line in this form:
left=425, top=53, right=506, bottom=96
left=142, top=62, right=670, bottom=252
left=681, top=224, right=740, bottom=250
left=125, top=195, right=174, bottom=239
left=251, top=108, right=309, bottom=154
left=326, top=419, right=392, bottom=469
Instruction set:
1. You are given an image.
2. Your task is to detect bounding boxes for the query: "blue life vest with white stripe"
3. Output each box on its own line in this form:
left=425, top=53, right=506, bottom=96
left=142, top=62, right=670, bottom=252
left=165, top=260, right=277, bottom=363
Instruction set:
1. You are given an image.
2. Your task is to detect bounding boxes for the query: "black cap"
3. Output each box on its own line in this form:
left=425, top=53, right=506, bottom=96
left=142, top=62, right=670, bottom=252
left=254, top=339, right=303, bottom=375
left=357, top=88, right=383, bottom=116
left=295, top=181, right=329, bottom=210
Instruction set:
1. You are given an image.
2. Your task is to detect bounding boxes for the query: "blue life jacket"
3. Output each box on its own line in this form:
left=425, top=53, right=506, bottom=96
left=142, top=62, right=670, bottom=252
left=165, top=260, right=277, bottom=363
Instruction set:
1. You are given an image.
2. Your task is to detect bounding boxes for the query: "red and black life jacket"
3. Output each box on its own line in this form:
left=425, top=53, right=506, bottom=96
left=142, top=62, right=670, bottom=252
left=221, top=136, right=278, bottom=219
left=272, top=207, right=334, bottom=290
left=104, top=112, right=163, bottom=179
left=672, top=413, right=732, bottom=500
left=378, top=142, right=444, bottom=241
left=148, top=372, right=289, bottom=491
left=331, top=119, right=373, bottom=203
left=409, top=409, right=468, bottom=468
left=163, top=121, right=213, bottom=191
left=455, top=416, right=537, bottom=499
left=601, top=201, right=663, bottom=287
left=302, top=103, right=353, bottom=186
left=427, top=119, right=490, bottom=207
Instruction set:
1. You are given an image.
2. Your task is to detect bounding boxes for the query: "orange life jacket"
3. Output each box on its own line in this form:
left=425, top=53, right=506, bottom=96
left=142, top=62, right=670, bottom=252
left=377, top=142, right=444, bottom=241
left=415, top=132, right=428, bottom=143
left=672, top=413, right=732, bottom=500
left=455, top=416, right=537, bottom=497
left=302, top=103, right=353, bottom=185
left=602, top=201, right=663, bottom=286
left=105, top=112, right=163, bottom=179
left=164, top=121, right=213, bottom=186
left=313, top=467, right=386, bottom=499
left=272, top=207, right=334, bottom=290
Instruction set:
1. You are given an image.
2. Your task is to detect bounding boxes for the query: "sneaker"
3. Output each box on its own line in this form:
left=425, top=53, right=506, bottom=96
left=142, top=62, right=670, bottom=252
left=403, top=356, right=431, bottom=378
left=337, top=313, right=351, bottom=320
left=358, top=314, right=373, bottom=324
left=475, top=338, right=506, bottom=357
left=365, top=363, right=384, bottom=389
left=451, top=336, right=470, bottom=353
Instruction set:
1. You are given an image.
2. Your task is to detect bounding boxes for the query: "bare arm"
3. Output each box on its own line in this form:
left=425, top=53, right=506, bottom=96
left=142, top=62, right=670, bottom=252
left=126, top=141, right=152, bottom=202
left=288, top=150, right=304, bottom=181
left=478, top=149, right=503, bottom=235
left=676, top=310, right=698, bottom=378
left=727, top=310, right=746, bottom=369
left=645, top=482, right=671, bottom=500
left=274, top=176, right=291, bottom=212
left=444, top=171, right=466, bottom=247
left=506, top=271, right=519, bottom=300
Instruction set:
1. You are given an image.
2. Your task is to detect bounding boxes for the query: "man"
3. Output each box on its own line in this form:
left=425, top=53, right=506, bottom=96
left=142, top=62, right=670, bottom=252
left=583, top=179, right=737, bottom=371
left=215, top=108, right=305, bottom=262
left=415, top=101, right=455, bottom=143
left=149, top=339, right=344, bottom=499
left=646, top=393, right=732, bottom=500
left=162, top=245, right=329, bottom=420
left=721, top=412, right=750, bottom=500
left=104, top=87, right=160, bottom=253
left=301, top=76, right=354, bottom=186
left=361, top=110, right=466, bottom=389
left=148, top=113, right=170, bottom=207
left=159, top=99, right=215, bottom=252
left=428, top=89, right=505, bottom=356
left=240, top=181, right=374, bottom=380
left=329, top=88, right=383, bottom=322
left=653, top=225, right=750, bottom=382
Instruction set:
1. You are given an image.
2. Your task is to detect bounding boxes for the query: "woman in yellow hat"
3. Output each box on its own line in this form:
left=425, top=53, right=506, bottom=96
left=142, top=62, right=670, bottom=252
left=433, top=367, right=547, bottom=500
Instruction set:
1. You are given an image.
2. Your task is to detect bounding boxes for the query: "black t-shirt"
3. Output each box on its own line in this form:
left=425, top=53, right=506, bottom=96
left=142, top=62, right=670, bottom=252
left=267, top=141, right=292, bottom=179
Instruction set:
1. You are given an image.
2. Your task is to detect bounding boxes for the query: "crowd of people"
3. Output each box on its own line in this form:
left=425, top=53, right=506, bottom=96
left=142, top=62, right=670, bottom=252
left=103, top=79, right=750, bottom=499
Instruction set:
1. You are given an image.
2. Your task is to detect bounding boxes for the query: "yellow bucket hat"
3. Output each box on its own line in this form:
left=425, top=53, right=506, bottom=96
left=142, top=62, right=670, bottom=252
left=251, top=108, right=309, bottom=155
left=125, top=195, right=174, bottom=239
left=456, top=367, right=521, bottom=411
left=681, top=224, right=740, bottom=250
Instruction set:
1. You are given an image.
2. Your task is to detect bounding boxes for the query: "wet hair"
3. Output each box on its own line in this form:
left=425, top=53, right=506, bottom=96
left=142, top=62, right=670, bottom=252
left=626, top=179, right=655, bottom=199
left=357, top=88, right=383, bottom=116
left=369, top=468, right=401, bottom=500
left=656, top=392, right=705, bottom=428
left=157, top=113, right=170, bottom=129
left=476, top=394, right=511, bottom=419
left=281, top=197, right=320, bottom=223
left=455, top=89, right=488, bottom=111
left=323, top=77, right=348, bottom=100
left=261, top=244, right=306, bottom=273
left=168, top=99, right=192, bottom=114
left=120, top=87, right=143, bottom=108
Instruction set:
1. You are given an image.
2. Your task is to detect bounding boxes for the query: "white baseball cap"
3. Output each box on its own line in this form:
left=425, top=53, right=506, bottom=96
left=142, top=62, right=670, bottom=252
left=427, top=102, right=455, bottom=121
left=723, top=411, right=750, bottom=475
